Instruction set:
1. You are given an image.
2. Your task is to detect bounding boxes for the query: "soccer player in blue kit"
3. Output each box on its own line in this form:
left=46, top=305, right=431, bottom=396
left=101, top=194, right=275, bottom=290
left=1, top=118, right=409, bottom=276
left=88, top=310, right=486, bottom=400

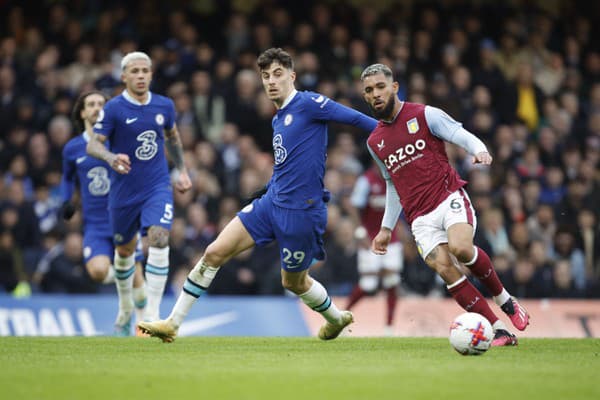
left=61, top=90, right=148, bottom=334
left=138, top=48, right=377, bottom=342
left=87, top=52, right=192, bottom=335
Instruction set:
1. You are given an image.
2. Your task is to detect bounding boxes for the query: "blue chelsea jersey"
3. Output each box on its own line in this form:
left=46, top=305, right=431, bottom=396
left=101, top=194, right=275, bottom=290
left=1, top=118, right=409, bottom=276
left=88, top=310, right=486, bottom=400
left=60, top=131, right=112, bottom=235
left=268, top=90, right=376, bottom=209
left=93, top=91, right=175, bottom=208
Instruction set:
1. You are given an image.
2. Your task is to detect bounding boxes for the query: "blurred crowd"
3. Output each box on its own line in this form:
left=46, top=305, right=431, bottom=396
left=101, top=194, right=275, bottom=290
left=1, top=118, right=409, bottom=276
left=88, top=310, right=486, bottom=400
left=1, top=0, right=599, bottom=299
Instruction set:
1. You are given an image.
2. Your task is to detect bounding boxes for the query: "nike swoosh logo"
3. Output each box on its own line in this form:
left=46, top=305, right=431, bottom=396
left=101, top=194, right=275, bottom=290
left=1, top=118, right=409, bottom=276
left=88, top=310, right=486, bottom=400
left=126, top=117, right=138, bottom=124
left=177, top=311, right=238, bottom=336
left=76, top=156, right=87, bottom=164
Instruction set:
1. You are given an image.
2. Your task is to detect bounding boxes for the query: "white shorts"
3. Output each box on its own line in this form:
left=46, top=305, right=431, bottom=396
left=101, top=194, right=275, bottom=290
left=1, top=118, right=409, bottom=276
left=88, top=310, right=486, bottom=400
left=357, top=242, right=403, bottom=274
left=411, top=188, right=476, bottom=260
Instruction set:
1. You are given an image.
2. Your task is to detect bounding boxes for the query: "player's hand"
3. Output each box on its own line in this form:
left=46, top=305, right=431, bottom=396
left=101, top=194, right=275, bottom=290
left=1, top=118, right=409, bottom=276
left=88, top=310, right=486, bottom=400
left=473, top=151, right=492, bottom=165
left=175, top=169, right=192, bottom=193
left=61, top=201, right=76, bottom=220
left=371, top=228, right=392, bottom=255
left=107, top=153, right=131, bottom=174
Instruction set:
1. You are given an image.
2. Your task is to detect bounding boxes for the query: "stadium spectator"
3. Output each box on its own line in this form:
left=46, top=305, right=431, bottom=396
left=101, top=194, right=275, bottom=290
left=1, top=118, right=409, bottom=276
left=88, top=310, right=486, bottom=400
left=0, top=0, right=599, bottom=301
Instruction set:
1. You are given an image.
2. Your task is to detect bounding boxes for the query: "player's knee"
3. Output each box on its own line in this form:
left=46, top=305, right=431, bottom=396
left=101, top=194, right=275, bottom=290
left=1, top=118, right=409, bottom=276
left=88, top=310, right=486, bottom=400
left=116, top=247, right=134, bottom=258
left=359, top=275, right=379, bottom=294
left=436, top=262, right=462, bottom=283
left=87, top=265, right=108, bottom=282
left=448, top=242, right=473, bottom=263
left=147, top=226, right=169, bottom=248
left=203, top=243, right=227, bottom=266
left=280, top=276, right=304, bottom=294
left=381, top=273, right=400, bottom=289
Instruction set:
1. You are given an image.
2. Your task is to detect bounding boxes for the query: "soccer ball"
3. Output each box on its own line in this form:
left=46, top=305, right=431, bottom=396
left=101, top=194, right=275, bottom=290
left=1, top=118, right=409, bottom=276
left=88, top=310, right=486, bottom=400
left=449, top=312, right=493, bottom=355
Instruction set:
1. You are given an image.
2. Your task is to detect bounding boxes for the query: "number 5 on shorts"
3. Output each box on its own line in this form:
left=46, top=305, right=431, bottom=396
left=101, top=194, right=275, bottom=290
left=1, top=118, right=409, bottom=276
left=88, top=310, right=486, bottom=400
left=159, top=203, right=173, bottom=224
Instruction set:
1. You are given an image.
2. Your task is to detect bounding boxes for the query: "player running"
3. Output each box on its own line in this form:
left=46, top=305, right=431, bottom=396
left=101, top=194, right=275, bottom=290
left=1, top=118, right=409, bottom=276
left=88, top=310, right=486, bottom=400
left=61, top=90, right=147, bottom=335
left=86, top=52, right=192, bottom=335
left=138, top=47, right=377, bottom=342
left=361, top=63, right=529, bottom=346
left=345, top=163, right=403, bottom=335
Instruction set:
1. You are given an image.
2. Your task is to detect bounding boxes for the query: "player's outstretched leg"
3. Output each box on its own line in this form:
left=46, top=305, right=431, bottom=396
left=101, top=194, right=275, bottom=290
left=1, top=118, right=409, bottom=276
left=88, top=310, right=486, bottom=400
left=464, top=246, right=530, bottom=331
left=500, top=296, right=530, bottom=331
left=318, top=310, right=354, bottom=340
left=137, top=257, right=220, bottom=342
left=137, top=319, right=178, bottom=343
left=297, top=279, right=354, bottom=340
left=491, top=329, right=518, bottom=346
left=447, top=275, right=518, bottom=346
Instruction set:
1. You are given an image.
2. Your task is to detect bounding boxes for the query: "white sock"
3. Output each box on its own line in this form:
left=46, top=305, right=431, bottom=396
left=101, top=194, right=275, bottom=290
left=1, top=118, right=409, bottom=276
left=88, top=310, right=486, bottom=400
left=493, top=319, right=508, bottom=332
left=492, top=288, right=511, bottom=307
left=145, top=246, right=170, bottom=321
left=169, top=257, right=220, bottom=327
left=133, top=285, right=147, bottom=322
left=299, top=279, right=342, bottom=324
left=102, top=266, right=115, bottom=284
left=114, top=251, right=135, bottom=321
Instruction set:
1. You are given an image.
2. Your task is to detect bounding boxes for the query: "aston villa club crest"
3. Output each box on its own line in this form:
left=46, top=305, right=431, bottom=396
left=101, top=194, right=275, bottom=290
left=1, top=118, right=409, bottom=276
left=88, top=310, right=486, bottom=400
left=407, top=118, right=419, bottom=134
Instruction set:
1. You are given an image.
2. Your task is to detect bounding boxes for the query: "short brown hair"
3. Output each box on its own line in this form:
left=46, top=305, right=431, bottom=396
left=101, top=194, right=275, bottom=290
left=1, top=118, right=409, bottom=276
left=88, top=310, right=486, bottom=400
left=257, top=48, right=294, bottom=71
left=71, top=90, right=108, bottom=133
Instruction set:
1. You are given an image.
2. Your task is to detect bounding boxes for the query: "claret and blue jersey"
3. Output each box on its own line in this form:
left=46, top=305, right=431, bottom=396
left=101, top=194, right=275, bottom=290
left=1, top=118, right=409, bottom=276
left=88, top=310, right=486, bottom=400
left=93, top=90, right=175, bottom=208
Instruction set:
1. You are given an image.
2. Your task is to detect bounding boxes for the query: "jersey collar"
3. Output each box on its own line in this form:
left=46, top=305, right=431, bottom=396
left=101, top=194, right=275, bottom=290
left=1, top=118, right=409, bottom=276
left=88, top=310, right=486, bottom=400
left=122, top=89, right=152, bottom=105
left=382, top=101, right=404, bottom=124
left=280, top=89, right=298, bottom=110
left=82, top=130, right=91, bottom=142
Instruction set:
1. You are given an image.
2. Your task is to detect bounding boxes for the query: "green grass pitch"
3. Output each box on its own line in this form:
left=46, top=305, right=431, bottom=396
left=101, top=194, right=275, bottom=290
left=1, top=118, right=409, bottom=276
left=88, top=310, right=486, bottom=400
left=2, top=337, right=599, bottom=400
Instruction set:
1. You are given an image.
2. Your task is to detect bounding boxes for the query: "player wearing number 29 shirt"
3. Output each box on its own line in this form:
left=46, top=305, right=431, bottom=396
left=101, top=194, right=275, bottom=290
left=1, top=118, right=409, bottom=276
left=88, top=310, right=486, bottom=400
left=137, top=48, right=376, bottom=343
left=87, top=52, right=192, bottom=335
left=361, top=63, right=529, bottom=347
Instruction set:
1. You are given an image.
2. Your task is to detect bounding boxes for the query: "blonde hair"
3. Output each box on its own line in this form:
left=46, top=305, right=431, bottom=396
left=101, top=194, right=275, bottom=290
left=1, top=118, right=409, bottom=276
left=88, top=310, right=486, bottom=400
left=121, top=51, right=152, bottom=71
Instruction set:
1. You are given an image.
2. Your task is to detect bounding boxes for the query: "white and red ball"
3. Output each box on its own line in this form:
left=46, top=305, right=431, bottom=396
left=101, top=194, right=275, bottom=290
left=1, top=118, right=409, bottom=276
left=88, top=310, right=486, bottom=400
left=449, top=312, right=493, bottom=355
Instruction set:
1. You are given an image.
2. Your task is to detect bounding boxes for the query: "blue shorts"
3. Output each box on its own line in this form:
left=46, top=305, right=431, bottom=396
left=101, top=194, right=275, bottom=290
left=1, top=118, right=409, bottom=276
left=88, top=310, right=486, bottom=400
left=83, top=229, right=144, bottom=263
left=237, top=194, right=327, bottom=272
left=110, top=189, right=174, bottom=245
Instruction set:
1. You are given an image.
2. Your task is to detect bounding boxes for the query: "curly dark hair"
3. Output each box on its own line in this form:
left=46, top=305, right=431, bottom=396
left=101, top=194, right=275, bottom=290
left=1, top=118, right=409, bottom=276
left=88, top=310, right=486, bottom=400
left=71, top=90, right=108, bottom=133
left=257, top=47, right=294, bottom=71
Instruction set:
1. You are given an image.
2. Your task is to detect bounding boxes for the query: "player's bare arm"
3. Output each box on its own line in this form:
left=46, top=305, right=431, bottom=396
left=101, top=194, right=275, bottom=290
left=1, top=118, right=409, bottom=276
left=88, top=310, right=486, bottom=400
left=371, top=227, right=392, bottom=255
left=86, top=132, right=131, bottom=174
left=165, top=124, right=191, bottom=193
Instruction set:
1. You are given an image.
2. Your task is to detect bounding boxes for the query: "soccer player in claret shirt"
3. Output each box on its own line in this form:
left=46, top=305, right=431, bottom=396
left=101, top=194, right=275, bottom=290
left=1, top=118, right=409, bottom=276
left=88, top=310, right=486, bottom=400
left=87, top=52, right=192, bottom=335
left=138, top=47, right=377, bottom=342
left=361, top=63, right=529, bottom=346
left=345, top=163, right=403, bottom=336
left=61, top=90, right=148, bottom=332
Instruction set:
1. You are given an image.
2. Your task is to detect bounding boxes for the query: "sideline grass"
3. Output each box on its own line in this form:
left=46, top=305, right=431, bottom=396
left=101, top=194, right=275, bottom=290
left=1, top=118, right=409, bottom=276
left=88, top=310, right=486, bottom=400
left=1, top=337, right=599, bottom=400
